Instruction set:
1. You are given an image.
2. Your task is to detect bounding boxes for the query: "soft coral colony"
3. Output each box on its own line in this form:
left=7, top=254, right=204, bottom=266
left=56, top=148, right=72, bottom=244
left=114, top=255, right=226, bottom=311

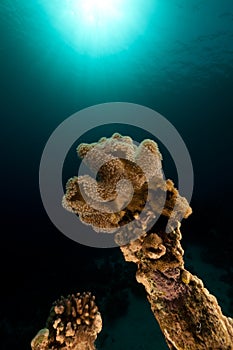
left=32, top=133, right=233, bottom=350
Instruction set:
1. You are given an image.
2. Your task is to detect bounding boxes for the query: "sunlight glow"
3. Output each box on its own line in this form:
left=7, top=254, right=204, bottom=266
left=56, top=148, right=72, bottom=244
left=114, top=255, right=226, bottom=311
left=40, top=0, right=154, bottom=56
left=80, top=0, right=122, bottom=27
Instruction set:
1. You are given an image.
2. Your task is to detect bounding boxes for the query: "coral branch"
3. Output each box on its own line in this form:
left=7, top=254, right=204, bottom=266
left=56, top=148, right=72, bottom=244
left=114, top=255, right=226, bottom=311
left=63, top=134, right=233, bottom=349
left=31, top=292, right=102, bottom=350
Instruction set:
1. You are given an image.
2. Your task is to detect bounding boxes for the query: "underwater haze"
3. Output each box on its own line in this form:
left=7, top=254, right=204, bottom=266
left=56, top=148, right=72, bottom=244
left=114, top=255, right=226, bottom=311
left=1, top=1, right=233, bottom=349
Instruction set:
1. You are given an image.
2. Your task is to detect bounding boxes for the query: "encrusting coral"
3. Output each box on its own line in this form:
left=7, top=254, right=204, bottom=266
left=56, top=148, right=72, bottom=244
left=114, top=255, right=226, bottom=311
left=31, top=292, right=102, bottom=350
left=62, top=133, right=233, bottom=350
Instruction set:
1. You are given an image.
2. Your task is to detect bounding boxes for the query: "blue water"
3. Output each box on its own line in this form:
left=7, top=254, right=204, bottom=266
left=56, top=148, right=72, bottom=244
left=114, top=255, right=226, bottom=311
left=1, top=1, right=233, bottom=349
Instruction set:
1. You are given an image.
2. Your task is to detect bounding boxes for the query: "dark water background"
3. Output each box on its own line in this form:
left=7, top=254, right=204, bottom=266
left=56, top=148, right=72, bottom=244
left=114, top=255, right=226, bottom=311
left=1, top=1, right=233, bottom=349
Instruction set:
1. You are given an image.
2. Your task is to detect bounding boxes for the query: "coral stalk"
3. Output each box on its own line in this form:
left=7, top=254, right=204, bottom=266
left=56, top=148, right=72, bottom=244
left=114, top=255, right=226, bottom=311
left=120, top=221, right=233, bottom=349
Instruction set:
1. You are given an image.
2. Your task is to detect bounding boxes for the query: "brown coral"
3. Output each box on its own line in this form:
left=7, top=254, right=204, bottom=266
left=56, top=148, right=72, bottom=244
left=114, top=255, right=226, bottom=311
left=31, top=292, right=102, bottom=350
left=120, top=223, right=233, bottom=349
left=62, top=133, right=233, bottom=349
left=141, top=233, right=166, bottom=259
left=63, top=133, right=191, bottom=240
